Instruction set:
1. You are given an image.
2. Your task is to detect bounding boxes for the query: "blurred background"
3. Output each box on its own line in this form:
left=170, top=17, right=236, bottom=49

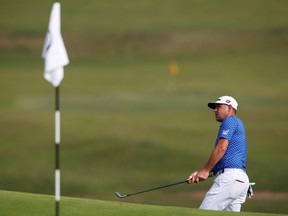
left=0, top=0, right=288, bottom=214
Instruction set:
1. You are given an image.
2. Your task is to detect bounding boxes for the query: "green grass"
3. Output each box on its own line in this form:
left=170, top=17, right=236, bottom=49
left=0, top=0, right=288, bottom=215
left=0, top=190, right=284, bottom=216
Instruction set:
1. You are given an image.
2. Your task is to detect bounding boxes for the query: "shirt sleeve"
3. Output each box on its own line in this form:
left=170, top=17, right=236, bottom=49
left=219, top=117, right=237, bottom=141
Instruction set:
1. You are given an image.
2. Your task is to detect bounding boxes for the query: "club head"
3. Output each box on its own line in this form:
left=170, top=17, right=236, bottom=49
left=115, top=192, right=128, bottom=198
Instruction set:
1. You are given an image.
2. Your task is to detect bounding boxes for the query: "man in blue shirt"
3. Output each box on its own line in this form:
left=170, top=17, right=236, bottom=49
left=187, top=96, right=250, bottom=212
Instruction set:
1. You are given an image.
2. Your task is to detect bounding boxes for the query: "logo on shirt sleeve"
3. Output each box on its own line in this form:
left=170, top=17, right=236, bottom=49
left=222, top=129, right=230, bottom=135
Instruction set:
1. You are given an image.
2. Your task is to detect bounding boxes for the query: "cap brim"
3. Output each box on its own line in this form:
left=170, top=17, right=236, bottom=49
left=208, top=102, right=216, bottom=109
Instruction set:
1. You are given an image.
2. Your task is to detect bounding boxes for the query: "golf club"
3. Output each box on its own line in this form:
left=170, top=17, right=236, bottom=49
left=115, top=180, right=187, bottom=198
left=115, top=173, right=214, bottom=198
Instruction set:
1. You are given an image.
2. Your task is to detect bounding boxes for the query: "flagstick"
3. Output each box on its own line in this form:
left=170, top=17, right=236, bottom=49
left=55, top=86, right=61, bottom=216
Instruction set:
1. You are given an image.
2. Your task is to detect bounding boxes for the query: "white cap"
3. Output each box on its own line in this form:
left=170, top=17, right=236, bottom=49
left=208, top=96, right=238, bottom=110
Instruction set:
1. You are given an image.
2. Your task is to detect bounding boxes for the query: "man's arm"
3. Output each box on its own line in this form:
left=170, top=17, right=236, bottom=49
left=187, top=138, right=229, bottom=183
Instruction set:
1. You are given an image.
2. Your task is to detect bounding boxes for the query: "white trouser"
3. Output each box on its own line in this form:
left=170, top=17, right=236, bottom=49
left=200, top=168, right=249, bottom=212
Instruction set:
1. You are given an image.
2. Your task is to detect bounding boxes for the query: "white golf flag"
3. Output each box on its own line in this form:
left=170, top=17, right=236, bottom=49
left=42, top=2, right=69, bottom=87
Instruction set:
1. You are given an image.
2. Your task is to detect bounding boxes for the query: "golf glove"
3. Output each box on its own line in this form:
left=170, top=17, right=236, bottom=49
left=247, top=182, right=255, bottom=199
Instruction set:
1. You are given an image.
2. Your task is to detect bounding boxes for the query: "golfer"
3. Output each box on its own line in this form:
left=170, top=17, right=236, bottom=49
left=187, top=96, right=250, bottom=212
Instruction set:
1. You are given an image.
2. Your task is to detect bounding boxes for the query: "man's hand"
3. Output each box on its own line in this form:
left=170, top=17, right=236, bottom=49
left=187, top=168, right=210, bottom=184
left=187, top=171, right=199, bottom=184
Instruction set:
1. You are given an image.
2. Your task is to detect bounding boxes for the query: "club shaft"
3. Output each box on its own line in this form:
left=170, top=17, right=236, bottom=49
left=126, top=180, right=187, bottom=197
left=117, top=173, right=214, bottom=198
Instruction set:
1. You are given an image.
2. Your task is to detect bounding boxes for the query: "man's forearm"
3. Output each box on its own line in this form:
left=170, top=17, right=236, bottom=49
left=203, top=139, right=228, bottom=172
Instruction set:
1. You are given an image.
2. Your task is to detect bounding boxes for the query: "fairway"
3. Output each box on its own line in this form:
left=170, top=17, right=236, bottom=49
left=0, top=0, right=288, bottom=215
left=0, top=190, right=284, bottom=216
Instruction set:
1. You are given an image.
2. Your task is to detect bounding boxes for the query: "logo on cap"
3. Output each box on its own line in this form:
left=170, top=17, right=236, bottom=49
left=226, top=99, right=231, bottom=103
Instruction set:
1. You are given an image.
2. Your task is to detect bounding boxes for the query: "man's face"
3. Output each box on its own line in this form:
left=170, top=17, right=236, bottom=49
left=213, top=104, right=230, bottom=122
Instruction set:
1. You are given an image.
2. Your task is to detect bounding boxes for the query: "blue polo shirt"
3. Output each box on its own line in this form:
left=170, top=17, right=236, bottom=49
left=212, top=116, right=247, bottom=175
